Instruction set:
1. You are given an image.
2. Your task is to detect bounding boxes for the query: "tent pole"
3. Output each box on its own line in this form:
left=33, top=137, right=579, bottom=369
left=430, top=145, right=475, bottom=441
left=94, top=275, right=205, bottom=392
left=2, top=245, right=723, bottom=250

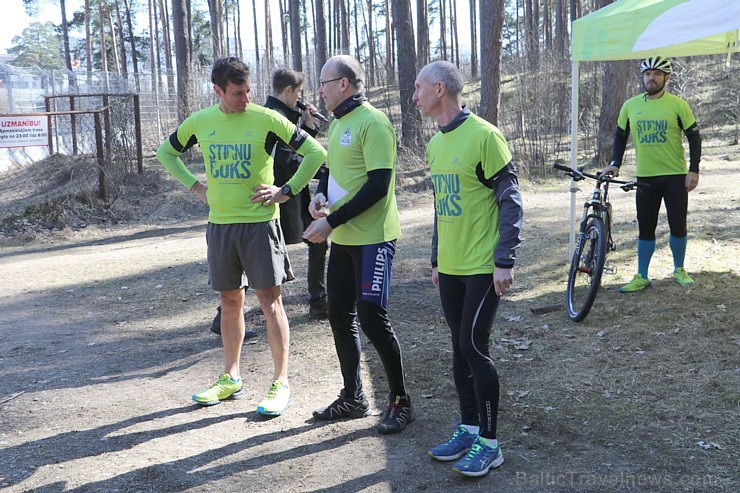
left=569, top=61, right=580, bottom=259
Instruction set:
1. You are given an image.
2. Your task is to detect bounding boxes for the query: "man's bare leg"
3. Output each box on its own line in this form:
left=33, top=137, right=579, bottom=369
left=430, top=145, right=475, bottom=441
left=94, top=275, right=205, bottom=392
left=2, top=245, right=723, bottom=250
left=255, top=286, right=289, bottom=382
left=220, top=288, right=247, bottom=379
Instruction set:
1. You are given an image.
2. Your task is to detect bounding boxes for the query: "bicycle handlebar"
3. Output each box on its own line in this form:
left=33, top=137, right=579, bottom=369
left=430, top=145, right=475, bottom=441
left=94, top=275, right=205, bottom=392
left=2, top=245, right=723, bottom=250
left=553, top=163, right=645, bottom=191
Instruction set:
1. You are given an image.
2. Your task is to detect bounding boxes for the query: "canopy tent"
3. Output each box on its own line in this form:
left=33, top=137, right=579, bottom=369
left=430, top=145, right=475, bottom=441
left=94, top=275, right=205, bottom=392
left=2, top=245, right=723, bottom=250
left=564, top=0, right=740, bottom=254
left=572, top=0, right=740, bottom=62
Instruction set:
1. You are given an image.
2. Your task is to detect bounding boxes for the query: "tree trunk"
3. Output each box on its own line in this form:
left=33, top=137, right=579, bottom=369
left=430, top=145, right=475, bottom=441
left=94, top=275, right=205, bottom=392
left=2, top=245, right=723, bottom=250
left=252, top=0, right=261, bottom=68
left=98, top=0, right=108, bottom=74
left=353, top=0, right=360, bottom=60
left=570, top=0, right=580, bottom=22
left=328, top=0, right=333, bottom=53
left=384, top=0, right=394, bottom=84
left=224, top=0, right=230, bottom=55
left=107, top=3, right=121, bottom=74
left=171, top=0, right=193, bottom=121
left=515, top=0, right=521, bottom=56
left=148, top=0, right=157, bottom=88
left=469, top=0, right=478, bottom=78
left=291, top=0, right=303, bottom=69
left=366, top=0, right=376, bottom=86
left=236, top=0, right=243, bottom=57
left=543, top=0, right=552, bottom=51
left=208, top=0, right=224, bottom=59
left=157, top=0, right=175, bottom=95
left=154, top=0, right=162, bottom=80
left=340, top=0, right=350, bottom=54
left=303, top=0, right=311, bottom=75
left=114, top=1, right=128, bottom=78
left=314, top=0, right=328, bottom=71
left=524, top=0, right=539, bottom=70
left=391, top=0, right=419, bottom=147
left=479, top=0, right=504, bottom=125
left=279, top=0, right=290, bottom=64
left=596, top=0, right=629, bottom=166
left=597, top=60, right=630, bottom=165
left=439, top=0, right=447, bottom=60
left=85, top=0, right=93, bottom=74
left=59, top=0, right=76, bottom=87
left=123, top=0, right=140, bottom=89
left=314, top=0, right=328, bottom=111
left=555, top=0, right=566, bottom=58
left=451, top=0, right=459, bottom=66
left=416, top=0, right=428, bottom=68
left=158, top=0, right=173, bottom=78
left=265, top=0, right=274, bottom=69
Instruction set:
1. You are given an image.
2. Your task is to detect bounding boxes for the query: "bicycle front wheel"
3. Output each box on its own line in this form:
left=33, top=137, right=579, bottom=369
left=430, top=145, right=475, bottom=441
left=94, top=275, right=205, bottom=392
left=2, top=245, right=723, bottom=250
left=566, top=218, right=607, bottom=322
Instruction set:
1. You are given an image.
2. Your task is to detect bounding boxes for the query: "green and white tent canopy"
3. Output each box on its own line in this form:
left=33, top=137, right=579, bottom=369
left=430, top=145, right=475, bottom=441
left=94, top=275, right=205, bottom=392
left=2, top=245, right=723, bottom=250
left=572, top=0, right=740, bottom=61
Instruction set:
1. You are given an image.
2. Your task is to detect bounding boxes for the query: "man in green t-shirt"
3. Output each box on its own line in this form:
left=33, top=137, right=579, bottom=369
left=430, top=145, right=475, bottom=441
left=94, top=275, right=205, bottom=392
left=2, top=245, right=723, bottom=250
left=602, top=56, right=702, bottom=293
left=210, top=67, right=329, bottom=334
left=302, top=55, right=414, bottom=434
left=413, top=61, right=523, bottom=478
left=156, top=57, right=327, bottom=415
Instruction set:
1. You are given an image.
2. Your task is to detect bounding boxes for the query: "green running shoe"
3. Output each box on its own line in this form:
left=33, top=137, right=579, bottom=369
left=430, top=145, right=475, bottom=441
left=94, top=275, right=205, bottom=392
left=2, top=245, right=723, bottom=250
left=257, top=379, right=292, bottom=416
left=619, top=273, right=650, bottom=293
left=673, top=267, right=695, bottom=286
left=192, top=373, right=244, bottom=406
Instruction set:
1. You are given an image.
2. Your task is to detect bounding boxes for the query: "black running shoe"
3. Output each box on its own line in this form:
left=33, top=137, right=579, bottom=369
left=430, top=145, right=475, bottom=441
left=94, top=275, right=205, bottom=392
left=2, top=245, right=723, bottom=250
left=210, top=306, right=222, bottom=334
left=378, top=393, right=414, bottom=434
left=313, top=391, right=371, bottom=420
left=308, top=298, right=329, bottom=319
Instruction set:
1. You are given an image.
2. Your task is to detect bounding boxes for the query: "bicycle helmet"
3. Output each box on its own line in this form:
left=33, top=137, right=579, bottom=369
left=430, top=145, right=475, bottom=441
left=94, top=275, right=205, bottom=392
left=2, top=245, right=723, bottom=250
left=640, top=56, right=672, bottom=74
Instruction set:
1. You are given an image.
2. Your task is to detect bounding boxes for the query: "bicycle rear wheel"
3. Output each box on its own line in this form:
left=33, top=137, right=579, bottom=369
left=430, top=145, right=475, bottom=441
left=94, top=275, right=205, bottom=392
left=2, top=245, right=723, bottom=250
left=566, top=218, right=607, bottom=322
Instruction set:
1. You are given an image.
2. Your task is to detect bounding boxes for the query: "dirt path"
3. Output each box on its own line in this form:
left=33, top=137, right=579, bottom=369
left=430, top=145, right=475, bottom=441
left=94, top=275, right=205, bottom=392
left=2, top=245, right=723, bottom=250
left=1, top=155, right=738, bottom=492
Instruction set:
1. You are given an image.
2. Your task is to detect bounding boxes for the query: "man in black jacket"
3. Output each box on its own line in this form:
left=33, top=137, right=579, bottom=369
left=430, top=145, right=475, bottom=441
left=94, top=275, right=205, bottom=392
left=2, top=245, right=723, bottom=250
left=266, top=68, right=329, bottom=317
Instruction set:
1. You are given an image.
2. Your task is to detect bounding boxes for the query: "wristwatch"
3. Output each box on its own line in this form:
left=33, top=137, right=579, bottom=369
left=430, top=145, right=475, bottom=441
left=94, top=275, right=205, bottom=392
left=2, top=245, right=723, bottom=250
left=281, top=184, right=295, bottom=198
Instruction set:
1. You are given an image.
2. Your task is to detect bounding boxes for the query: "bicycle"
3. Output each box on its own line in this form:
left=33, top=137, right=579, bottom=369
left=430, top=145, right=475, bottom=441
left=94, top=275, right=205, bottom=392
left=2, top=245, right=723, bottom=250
left=554, top=163, right=642, bottom=322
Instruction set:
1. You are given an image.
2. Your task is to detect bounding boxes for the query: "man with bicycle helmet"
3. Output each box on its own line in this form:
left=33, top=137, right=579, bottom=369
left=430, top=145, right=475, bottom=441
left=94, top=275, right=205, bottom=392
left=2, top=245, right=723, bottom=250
left=602, top=56, right=701, bottom=293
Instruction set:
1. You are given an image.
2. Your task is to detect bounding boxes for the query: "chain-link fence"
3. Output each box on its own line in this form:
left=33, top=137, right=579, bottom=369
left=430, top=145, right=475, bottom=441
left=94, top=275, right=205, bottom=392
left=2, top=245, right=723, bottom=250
left=0, top=93, right=143, bottom=221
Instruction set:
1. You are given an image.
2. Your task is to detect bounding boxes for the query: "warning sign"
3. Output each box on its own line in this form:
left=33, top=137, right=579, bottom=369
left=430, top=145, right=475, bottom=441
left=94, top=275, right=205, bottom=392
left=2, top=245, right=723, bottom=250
left=0, top=116, right=49, bottom=148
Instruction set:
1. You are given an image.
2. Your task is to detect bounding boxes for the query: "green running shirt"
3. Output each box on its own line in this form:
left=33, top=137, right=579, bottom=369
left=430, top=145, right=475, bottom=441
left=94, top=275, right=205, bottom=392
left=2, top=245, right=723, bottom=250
left=157, top=103, right=327, bottom=224
left=326, top=102, right=400, bottom=245
left=617, top=92, right=696, bottom=177
left=428, top=113, right=512, bottom=276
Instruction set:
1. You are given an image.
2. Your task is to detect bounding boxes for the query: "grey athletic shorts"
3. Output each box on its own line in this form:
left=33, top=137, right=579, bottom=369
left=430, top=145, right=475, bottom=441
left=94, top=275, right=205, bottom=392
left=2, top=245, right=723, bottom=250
left=206, top=220, right=295, bottom=291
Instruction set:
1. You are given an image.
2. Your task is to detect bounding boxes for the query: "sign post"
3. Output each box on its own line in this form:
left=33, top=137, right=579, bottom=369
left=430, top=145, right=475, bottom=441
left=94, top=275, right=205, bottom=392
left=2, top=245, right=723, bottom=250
left=0, top=115, right=49, bottom=148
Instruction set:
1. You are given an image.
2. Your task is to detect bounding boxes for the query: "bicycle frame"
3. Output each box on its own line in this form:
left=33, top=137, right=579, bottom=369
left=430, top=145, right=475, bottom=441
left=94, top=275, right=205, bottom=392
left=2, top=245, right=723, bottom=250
left=578, top=178, right=615, bottom=254
left=554, top=163, right=640, bottom=321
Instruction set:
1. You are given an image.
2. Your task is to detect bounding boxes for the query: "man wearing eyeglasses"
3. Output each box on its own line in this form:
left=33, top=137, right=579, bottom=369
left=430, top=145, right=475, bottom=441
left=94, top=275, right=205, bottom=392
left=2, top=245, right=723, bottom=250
left=303, top=55, right=414, bottom=434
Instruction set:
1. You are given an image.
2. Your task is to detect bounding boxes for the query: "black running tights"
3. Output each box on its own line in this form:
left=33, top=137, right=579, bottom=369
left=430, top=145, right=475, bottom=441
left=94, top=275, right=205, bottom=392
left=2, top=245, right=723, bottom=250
left=438, top=273, right=500, bottom=439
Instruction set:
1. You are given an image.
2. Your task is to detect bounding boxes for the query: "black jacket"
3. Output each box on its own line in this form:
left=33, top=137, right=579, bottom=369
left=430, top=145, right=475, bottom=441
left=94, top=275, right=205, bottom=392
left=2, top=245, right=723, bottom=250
left=265, top=96, right=321, bottom=244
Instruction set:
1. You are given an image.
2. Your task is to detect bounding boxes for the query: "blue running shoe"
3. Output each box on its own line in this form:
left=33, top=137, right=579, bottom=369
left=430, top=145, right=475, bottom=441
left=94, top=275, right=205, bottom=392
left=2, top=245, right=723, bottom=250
left=452, top=436, right=504, bottom=477
left=428, top=424, right=477, bottom=461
